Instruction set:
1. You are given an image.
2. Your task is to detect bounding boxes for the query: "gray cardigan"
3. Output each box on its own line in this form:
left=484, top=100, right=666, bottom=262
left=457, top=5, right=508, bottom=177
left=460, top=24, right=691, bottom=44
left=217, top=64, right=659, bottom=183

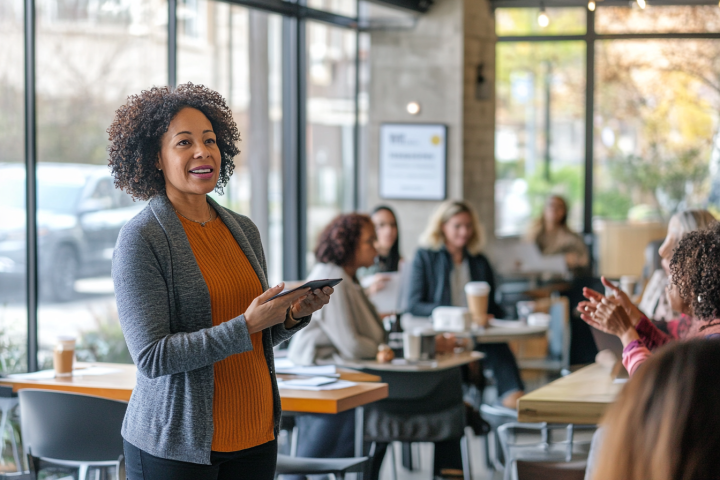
left=112, top=194, right=309, bottom=465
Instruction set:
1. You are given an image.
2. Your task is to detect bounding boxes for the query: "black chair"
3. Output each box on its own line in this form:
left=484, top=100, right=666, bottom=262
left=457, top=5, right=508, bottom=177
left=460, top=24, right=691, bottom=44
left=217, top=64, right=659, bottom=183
left=361, top=367, right=472, bottom=480
left=18, top=389, right=127, bottom=480
left=275, top=454, right=368, bottom=480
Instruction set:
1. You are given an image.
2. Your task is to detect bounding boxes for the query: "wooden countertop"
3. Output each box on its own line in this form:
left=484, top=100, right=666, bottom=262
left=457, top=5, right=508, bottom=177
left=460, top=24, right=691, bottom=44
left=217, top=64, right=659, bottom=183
left=517, top=363, right=624, bottom=425
left=0, top=362, right=388, bottom=414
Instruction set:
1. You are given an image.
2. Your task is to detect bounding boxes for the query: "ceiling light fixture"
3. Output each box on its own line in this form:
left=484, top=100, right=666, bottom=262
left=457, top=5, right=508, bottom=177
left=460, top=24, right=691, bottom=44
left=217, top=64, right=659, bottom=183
left=588, top=0, right=596, bottom=11
left=538, top=3, right=550, bottom=27
left=406, top=101, right=421, bottom=115
left=637, top=0, right=646, bottom=9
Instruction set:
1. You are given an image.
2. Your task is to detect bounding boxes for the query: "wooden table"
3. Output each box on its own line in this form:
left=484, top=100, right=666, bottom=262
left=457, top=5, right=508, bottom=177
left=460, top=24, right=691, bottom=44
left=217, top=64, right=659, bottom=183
left=0, top=362, right=388, bottom=466
left=517, top=363, right=624, bottom=424
left=470, top=324, right=548, bottom=344
left=340, top=350, right=484, bottom=372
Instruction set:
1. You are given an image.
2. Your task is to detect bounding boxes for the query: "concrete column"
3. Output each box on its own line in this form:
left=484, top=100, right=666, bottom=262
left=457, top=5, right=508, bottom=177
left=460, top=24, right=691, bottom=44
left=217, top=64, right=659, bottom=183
left=365, top=0, right=496, bottom=258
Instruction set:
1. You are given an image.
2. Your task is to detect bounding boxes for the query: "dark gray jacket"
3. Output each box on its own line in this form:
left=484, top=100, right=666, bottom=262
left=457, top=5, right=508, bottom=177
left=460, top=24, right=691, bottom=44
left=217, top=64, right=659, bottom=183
left=407, top=247, right=504, bottom=318
left=112, top=194, right=309, bottom=465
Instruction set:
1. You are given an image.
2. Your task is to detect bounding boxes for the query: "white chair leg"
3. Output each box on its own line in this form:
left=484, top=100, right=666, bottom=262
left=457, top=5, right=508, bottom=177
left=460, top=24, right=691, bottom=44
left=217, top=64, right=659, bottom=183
left=290, top=426, right=299, bottom=457
left=461, top=435, right=471, bottom=480
left=78, top=463, right=89, bottom=480
left=389, top=442, right=398, bottom=480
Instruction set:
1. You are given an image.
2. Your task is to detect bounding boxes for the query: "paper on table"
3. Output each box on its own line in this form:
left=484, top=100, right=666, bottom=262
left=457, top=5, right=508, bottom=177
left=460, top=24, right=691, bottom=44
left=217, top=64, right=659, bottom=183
left=278, top=376, right=337, bottom=387
left=277, top=379, right=357, bottom=391
left=7, top=366, right=121, bottom=380
left=274, top=361, right=338, bottom=377
left=488, top=319, right=526, bottom=328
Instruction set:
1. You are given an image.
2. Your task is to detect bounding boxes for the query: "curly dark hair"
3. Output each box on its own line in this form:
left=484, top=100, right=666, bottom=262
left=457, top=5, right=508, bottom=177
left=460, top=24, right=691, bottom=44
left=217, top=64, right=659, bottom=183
left=670, top=220, right=720, bottom=322
left=315, top=214, right=374, bottom=267
left=106, top=83, right=240, bottom=200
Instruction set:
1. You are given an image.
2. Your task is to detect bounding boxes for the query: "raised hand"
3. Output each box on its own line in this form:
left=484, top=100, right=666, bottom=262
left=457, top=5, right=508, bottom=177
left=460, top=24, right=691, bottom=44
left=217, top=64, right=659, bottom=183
left=577, top=276, right=644, bottom=326
left=582, top=297, right=639, bottom=346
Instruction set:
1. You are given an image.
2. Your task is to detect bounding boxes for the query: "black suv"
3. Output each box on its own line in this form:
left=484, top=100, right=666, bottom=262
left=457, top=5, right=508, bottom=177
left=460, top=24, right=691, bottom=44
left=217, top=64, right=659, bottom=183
left=0, top=163, right=146, bottom=302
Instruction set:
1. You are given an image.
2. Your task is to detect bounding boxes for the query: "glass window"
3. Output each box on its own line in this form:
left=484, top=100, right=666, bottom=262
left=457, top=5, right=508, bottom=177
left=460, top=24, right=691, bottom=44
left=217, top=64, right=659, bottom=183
left=178, top=2, right=284, bottom=285
left=306, top=21, right=357, bottom=271
left=495, top=8, right=586, bottom=36
left=495, top=41, right=586, bottom=237
left=35, top=0, right=167, bottom=368
left=0, top=0, right=28, bottom=374
left=596, top=6, right=720, bottom=34
left=594, top=39, right=720, bottom=222
left=307, top=0, right=357, bottom=18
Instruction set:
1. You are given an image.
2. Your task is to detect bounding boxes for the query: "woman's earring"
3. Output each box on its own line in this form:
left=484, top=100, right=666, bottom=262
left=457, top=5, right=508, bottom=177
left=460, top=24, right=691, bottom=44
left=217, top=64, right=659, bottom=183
left=158, top=168, right=162, bottom=171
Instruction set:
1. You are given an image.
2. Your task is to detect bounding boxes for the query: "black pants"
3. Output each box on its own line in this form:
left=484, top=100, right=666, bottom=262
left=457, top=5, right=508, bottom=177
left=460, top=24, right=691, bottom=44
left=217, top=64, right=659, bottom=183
left=475, top=342, right=525, bottom=398
left=368, top=440, right=462, bottom=478
left=124, top=438, right=277, bottom=480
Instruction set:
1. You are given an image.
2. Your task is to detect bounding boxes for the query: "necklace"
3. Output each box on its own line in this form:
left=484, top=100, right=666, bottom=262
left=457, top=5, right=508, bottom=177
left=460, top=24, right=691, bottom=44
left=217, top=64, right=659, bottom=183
left=176, top=203, right=214, bottom=227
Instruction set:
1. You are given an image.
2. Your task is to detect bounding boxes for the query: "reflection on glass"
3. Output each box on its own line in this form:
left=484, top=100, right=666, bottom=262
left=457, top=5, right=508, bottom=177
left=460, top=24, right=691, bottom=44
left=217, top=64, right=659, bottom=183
left=495, top=8, right=586, bottom=36
left=178, top=2, right=284, bottom=285
left=307, top=0, right=357, bottom=18
left=495, top=42, right=586, bottom=237
left=594, top=39, right=720, bottom=222
left=306, top=22, right=357, bottom=272
left=0, top=0, right=27, bottom=373
left=596, top=6, right=720, bottom=34
left=35, top=0, right=167, bottom=367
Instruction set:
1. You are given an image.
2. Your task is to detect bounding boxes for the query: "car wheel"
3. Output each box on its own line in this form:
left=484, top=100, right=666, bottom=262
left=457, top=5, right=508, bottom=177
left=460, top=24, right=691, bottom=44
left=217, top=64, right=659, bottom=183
left=48, top=245, right=79, bottom=302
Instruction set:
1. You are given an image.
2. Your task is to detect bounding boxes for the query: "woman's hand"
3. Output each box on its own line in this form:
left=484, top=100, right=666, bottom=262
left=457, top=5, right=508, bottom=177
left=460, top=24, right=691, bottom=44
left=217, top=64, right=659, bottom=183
left=290, top=287, right=334, bottom=319
left=582, top=297, right=639, bottom=346
left=365, top=274, right=390, bottom=296
left=577, top=276, right=644, bottom=326
left=244, top=284, right=311, bottom=334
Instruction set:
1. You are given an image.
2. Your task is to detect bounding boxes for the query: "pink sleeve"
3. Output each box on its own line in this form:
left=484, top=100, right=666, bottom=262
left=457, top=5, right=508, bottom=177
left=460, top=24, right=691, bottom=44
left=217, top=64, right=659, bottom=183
left=635, top=316, right=672, bottom=351
left=666, top=319, right=680, bottom=339
left=622, top=339, right=651, bottom=376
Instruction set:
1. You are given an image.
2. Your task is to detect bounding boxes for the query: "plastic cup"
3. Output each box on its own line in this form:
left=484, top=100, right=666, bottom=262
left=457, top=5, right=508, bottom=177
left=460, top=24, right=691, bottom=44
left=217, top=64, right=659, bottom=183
left=54, top=336, right=76, bottom=378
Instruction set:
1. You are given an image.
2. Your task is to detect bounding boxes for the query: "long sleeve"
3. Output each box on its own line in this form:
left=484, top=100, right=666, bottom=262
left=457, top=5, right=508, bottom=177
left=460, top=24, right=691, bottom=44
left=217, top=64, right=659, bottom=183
left=113, top=228, right=254, bottom=379
left=622, top=339, right=652, bottom=376
left=635, top=316, right=672, bottom=351
left=314, top=281, right=382, bottom=360
left=407, top=251, right=441, bottom=317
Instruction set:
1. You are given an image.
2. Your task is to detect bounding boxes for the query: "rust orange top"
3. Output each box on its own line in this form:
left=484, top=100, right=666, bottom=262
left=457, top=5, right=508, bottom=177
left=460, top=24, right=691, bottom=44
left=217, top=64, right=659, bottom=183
left=179, top=213, right=274, bottom=452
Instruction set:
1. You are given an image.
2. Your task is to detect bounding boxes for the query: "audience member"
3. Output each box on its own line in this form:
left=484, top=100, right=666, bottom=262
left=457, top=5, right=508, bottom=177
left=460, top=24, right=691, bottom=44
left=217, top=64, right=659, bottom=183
left=407, top=199, right=525, bottom=409
left=362, top=205, right=403, bottom=297
left=592, top=340, right=720, bottom=480
left=581, top=221, right=720, bottom=375
left=526, top=195, right=589, bottom=276
left=285, top=214, right=384, bottom=478
left=638, top=209, right=716, bottom=324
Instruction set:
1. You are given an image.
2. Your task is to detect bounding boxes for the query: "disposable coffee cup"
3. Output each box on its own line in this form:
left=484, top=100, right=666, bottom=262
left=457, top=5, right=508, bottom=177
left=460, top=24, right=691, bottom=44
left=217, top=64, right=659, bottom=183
left=54, top=336, right=76, bottom=378
left=402, top=331, right=421, bottom=361
left=465, top=281, right=491, bottom=327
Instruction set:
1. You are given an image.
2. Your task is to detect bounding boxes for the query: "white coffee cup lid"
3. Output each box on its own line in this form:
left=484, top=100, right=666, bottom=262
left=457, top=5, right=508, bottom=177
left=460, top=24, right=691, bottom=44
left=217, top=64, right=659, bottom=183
left=465, top=281, right=490, bottom=295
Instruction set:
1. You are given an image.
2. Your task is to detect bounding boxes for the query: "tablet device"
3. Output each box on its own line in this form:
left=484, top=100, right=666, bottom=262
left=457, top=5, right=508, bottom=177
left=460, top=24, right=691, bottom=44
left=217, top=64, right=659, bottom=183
left=266, top=278, right=342, bottom=303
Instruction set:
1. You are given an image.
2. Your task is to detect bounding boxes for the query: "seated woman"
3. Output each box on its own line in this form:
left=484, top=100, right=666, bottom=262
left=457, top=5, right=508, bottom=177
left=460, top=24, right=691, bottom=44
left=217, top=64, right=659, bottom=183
left=638, top=209, right=716, bottom=325
left=526, top=195, right=589, bottom=277
left=592, top=340, right=720, bottom=480
left=362, top=205, right=403, bottom=298
left=288, top=213, right=385, bottom=366
left=284, top=214, right=383, bottom=479
left=582, top=221, right=720, bottom=376
left=407, top=199, right=525, bottom=409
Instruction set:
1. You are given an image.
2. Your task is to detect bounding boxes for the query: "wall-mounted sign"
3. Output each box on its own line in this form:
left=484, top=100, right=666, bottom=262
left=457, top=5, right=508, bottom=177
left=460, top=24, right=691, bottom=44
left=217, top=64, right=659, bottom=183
left=379, top=123, right=447, bottom=201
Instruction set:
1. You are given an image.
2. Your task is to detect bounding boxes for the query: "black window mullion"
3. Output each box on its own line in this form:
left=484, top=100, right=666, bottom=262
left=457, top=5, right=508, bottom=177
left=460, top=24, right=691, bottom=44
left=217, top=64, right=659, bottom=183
left=24, top=0, right=38, bottom=373
left=168, top=0, right=177, bottom=88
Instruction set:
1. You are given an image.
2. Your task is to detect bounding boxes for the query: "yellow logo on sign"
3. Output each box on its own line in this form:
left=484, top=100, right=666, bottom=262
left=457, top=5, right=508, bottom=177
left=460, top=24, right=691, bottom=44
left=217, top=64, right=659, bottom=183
left=431, top=135, right=441, bottom=145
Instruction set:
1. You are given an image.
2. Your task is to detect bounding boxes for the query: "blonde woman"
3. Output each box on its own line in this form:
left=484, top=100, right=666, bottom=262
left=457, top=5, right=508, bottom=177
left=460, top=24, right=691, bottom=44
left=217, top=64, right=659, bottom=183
left=407, top=200, right=525, bottom=409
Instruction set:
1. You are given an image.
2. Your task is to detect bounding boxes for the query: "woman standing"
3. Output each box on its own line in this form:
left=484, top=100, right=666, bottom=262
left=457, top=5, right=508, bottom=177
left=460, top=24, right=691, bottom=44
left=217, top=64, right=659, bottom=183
left=408, top=200, right=525, bottom=409
left=109, top=83, right=333, bottom=479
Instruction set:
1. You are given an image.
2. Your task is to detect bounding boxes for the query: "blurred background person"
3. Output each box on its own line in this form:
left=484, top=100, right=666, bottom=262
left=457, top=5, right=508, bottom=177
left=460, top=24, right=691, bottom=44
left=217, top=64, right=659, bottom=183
left=286, top=213, right=384, bottom=478
left=592, top=340, right=720, bottom=480
left=407, top=200, right=525, bottom=409
left=361, top=205, right=403, bottom=299
left=526, top=195, right=589, bottom=277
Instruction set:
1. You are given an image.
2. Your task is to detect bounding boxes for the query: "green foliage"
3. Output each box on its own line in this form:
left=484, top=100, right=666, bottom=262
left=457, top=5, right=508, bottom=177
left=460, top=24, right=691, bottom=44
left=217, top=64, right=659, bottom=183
left=593, top=190, right=633, bottom=220
left=76, top=306, right=132, bottom=364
